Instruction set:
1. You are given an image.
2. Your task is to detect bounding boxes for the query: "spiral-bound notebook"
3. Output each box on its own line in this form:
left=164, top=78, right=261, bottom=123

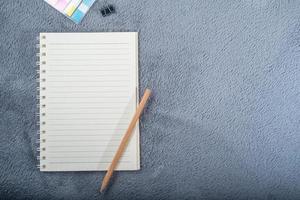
left=38, top=32, right=139, bottom=171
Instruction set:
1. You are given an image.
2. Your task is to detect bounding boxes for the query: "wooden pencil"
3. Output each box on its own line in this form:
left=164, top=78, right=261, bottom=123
left=100, top=89, right=152, bottom=192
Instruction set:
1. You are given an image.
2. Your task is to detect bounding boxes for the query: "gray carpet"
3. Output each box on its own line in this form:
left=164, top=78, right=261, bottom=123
left=0, top=0, right=300, bottom=199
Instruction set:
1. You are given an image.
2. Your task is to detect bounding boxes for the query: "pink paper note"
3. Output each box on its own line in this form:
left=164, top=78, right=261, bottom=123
left=55, top=0, right=69, bottom=11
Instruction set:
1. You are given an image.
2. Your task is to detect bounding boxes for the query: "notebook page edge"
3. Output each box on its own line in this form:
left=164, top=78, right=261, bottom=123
left=39, top=32, right=140, bottom=172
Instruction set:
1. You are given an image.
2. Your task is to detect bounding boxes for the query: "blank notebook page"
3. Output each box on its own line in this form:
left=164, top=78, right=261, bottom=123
left=39, top=32, right=139, bottom=171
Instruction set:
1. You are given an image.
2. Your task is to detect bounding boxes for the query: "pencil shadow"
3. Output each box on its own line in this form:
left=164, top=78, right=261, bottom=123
left=98, top=92, right=137, bottom=170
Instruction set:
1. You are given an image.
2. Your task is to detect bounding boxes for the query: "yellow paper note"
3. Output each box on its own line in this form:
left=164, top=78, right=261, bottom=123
left=66, top=5, right=76, bottom=16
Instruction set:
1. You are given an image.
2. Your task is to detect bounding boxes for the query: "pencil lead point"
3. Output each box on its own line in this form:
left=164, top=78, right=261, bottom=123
left=100, top=185, right=105, bottom=193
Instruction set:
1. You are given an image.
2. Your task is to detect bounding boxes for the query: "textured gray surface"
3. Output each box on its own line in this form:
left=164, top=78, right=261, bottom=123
left=0, top=0, right=300, bottom=199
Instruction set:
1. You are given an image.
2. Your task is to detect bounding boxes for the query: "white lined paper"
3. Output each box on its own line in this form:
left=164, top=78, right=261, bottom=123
left=39, top=32, right=139, bottom=171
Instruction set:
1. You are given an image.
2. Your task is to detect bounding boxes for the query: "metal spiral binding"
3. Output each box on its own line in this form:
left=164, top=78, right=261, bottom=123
left=37, top=164, right=46, bottom=169
left=36, top=34, right=40, bottom=168
left=36, top=34, right=47, bottom=170
left=37, top=156, right=46, bottom=161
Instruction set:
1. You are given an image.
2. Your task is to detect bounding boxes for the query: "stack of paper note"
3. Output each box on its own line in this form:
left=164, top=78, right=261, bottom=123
left=45, top=0, right=96, bottom=24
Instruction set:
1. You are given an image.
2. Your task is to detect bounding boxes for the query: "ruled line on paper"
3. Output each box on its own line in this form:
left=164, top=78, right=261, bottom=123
left=46, top=144, right=122, bottom=147
left=45, top=106, right=131, bottom=109
left=48, top=160, right=130, bottom=162
left=46, top=123, right=128, bottom=126
left=49, top=43, right=129, bottom=45
left=47, top=92, right=130, bottom=95
left=45, top=134, right=125, bottom=136
left=46, top=68, right=130, bottom=70
left=47, top=122, right=129, bottom=125
left=48, top=59, right=129, bottom=62
left=46, top=80, right=130, bottom=83
left=48, top=70, right=128, bottom=73
left=47, top=139, right=122, bottom=142
left=47, top=150, right=118, bottom=153
left=46, top=95, right=130, bottom=98
left=47, top=64, right=129, bottom=67
left=48, top=160, right=132, bottom=163
left=45, top=79, right=131, bottom=82
left=45, top=107, right=130, bottom=110
left=46, top=66, right=131, bottom=69
left=47, top=96, right=130, bottom=99
left=48, top=161, right=131, bottom=164
left=46, top=71, right=130, bottom=73
left=46, top=75, right=129, bottom=78
left=46, top=119, right=128, bottom=122
left=46, top=131, right=127, bottom=134
left=48, top=117, right=126, bottom=120
left=46, top=120, right=129, bottom=123
left=47, top=102, right=130, bottom=104
left=47, top=112, right=130, bottom=115
left=48, top=53, right=130, bottom=55
left=48, top=128, right=126, bottom=132
left=47, top=60, right=130, bottom=62
left=48, top=48, right=130, bottom=51
left=46, top=77, right=130, bottom=80
left=46, top=119, right=129, bottom=122
left=49, top=122, right=126, bottom=127
left=48, top=105, right=129, bottom=109
left=46, top=86, right=131, bottom=89
left=48, top=145, right=121, bottom=148
left=49, top=160, right=131, bottom=164
left=46, top=63, right=130, bottom=65
left=46, top=142, right=122, bottom=145
left=46, top=117, right=129, bottom=119
left=46, top=125, right=128, bottom=129
left=48, top=155, right=128, bottom=158
left=47, top=85, right=130, bottom=87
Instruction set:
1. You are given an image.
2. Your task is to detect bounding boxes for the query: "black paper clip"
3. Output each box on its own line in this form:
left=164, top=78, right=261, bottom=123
left=100, top=5, right=115, bottom=17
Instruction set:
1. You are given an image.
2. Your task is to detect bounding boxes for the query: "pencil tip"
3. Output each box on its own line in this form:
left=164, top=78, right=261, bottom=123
left=100, top=186, right=105, bottom=193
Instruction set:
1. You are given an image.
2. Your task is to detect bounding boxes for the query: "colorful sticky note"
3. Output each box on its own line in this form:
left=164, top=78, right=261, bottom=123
left=70, top=0, right=96, bottom=23
left=64, top=0, right=82, bottom=16
left=55, top=0, right=71, bottom=11
left=44, top=0, right=96, bottom=24
left=82, top=0, right=94, bottom=6
left=71, top=9, right=84, bottom=23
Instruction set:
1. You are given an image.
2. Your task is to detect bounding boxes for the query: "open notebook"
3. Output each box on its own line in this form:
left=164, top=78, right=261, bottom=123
left=38, top=32, right=139, bottom=171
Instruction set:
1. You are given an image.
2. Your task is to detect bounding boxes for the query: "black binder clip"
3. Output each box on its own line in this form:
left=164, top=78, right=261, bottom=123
left=100, top=5, right=115, bottom=17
